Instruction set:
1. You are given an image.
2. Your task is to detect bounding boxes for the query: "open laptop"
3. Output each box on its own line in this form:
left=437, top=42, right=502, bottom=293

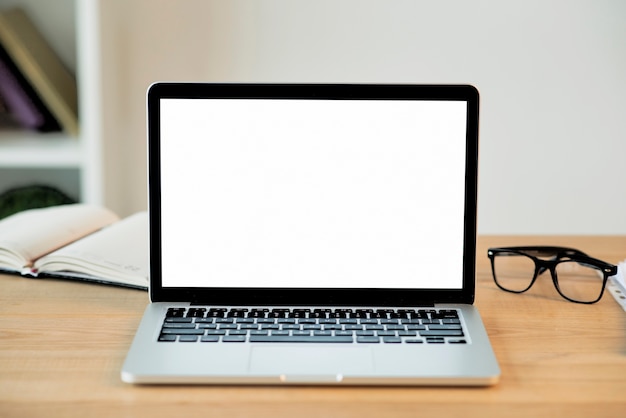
left=121, top=83, right=500, bottom=385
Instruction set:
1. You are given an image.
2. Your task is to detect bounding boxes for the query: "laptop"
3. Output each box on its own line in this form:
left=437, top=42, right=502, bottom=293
left=121, top=83, right=500, bottom=385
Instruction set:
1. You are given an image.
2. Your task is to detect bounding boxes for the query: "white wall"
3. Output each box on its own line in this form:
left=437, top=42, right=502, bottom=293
left=100, top=0, right=626, bottom=234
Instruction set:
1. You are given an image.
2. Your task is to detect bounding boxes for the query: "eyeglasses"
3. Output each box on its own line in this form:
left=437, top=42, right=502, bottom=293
left=487, top=246, right=618, bottom=304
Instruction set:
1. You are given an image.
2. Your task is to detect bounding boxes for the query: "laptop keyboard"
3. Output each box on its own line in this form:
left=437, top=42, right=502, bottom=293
left=158, top=307, right=467, bottom=344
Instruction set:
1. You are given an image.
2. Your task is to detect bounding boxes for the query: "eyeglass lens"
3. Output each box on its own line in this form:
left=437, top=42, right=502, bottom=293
left=553, top=260, right=605, bottom=303
left=493, top=254, right=605, bottom=303
left=492, top=254, right=536, bottom=292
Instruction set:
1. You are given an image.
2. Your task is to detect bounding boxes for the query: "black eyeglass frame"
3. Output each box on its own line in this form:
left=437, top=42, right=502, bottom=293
left=487, top=246, right=618, bottom=304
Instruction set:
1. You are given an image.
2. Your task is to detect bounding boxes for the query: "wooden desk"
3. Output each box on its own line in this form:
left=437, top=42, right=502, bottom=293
left=1, top=236, right=625, bottom=417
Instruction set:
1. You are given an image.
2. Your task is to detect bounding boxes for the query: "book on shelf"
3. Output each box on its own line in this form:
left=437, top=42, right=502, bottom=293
left=0, top=42, right=61, bottom=132
left=0, top=7, right=78, bottom=136
left=0, top=204, right=149, bottom=290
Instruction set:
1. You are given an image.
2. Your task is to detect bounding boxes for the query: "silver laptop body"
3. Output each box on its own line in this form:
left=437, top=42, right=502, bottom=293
left=121, top=83, right=500, bottom=385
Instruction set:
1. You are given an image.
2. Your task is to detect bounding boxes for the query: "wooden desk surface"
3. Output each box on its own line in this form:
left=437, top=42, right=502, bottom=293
left=1, top=236, right=625, bottom=418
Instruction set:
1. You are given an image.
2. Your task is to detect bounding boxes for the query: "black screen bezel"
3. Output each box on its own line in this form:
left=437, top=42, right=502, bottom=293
left=147, top=83, right=479, bottom=306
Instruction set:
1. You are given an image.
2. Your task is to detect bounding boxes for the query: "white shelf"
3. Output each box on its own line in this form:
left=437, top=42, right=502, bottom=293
left=0, top=131, right=81, bottom=167
left=0, top=0, right=102, bottom=206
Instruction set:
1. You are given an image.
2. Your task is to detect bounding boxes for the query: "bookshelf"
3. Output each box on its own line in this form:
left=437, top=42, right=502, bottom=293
left=0, top=0, right=102, bottom=206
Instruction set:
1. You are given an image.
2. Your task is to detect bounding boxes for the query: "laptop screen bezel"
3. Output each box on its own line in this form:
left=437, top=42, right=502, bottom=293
left=147, top=83, right=479, bottom=306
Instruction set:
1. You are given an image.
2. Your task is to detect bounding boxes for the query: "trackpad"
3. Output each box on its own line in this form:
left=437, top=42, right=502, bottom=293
left=249, top=346, right=374, bottom=378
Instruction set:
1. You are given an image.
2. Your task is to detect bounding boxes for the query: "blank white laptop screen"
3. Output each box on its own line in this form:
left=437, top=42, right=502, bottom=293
left=159, top=98, right=467, bottom=289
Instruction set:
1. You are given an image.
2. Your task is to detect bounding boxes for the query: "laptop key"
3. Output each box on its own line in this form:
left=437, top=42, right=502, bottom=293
left=375, top=309, right=394, bottom=318
left=227, top=309, right=248, bottom=318
left=162, top=322, right=196, bottom=329
left=364, top=324, right=384, bottom=331
left=164, top=317, right=193, bottom=323
left=165, top=308, right=186, bottom=317
left=186, top=308, right=206, bottom=318
left=398, top=309, right=417, bottom=315
left=207, top=308, right=227, bottom=317
left=292, top=309, right=310, bottom=318
left=312, top=309, right=331, bottom=318
left=160, top=328, right=204, bottom=335
left=332, top=309, right=352, bottom=318
left=223, top=336, right=247, bottom=342
left=270, top=309, right=290, bottom=318
left=356, top=336, right=380, bottom=343
left=428, top=324, right=462, bottom=330
left=437, top=309, right=460, bottom=318
left=179, top=335, right=199, bottom=342
left=200, top=336, right=220, bottom=342
left=158, top=335, right=177, bottom=342
left=419, top=330, right=464, bottom=337
left=249, top=336, right=353, bottom=343
left=248, top=309, right=268, bottom=318
left=354, top=309, right=373, bottom=318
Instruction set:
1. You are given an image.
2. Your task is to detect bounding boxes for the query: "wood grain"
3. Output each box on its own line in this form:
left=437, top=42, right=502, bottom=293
left=1, top=236, right=625, bottom=418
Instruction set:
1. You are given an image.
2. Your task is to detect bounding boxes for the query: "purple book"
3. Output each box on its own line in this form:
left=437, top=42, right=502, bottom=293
left=0, top=43, right=60, bottom=132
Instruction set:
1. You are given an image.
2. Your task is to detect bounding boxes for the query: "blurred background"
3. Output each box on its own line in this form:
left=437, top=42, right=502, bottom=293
left=0, top=0, right=624, bottom=234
